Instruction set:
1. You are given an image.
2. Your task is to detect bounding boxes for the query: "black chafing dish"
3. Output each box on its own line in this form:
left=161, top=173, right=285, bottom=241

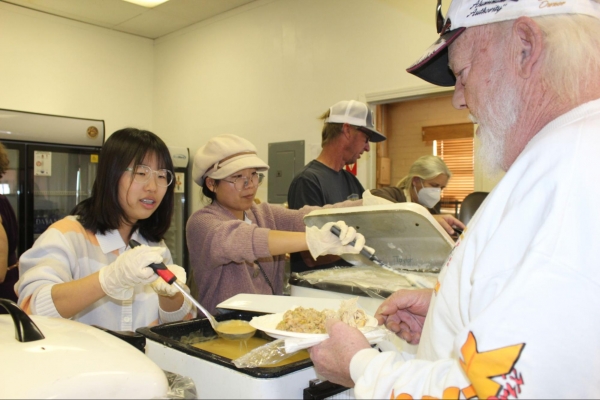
left=136, top=310, right=309, bottom=379
left=137, top=310, right=349, bottom=399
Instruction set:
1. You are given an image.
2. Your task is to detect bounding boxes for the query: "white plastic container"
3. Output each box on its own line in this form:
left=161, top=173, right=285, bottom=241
left=0, top=307, right=168, bottom=399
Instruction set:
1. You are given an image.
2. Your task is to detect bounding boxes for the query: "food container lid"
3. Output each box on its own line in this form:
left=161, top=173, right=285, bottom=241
left=304, top=202, right=454, bottom=272
left=0, top=314, right=168, bottom=399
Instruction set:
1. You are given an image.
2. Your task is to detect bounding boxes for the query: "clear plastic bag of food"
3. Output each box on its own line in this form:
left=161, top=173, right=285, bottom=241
left=232, top=338, right=297, bottom=368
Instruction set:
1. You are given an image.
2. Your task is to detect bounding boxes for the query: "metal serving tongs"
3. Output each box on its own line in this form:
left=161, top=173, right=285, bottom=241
left=129, top=240, right=256, bottom=340
left=329, top=225, right=433, bottom=275
left=329, top=225, right=392, bottom=268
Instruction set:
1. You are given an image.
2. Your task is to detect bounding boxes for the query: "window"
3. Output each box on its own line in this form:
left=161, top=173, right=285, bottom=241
left=435, top=138, right=474, bottom=215
left=423, top=123, right=475, bottom=215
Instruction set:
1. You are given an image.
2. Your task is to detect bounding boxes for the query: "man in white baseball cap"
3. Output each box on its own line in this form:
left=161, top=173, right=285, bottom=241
left=287, top=100, right=386, bottom=273
left=310, top=1, right=600, bottom=398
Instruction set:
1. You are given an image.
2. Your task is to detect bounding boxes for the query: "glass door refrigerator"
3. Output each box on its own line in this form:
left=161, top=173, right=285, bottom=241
left=0, top=109, right=104, bottom=257
left=165, top=146, right=190, bottom=272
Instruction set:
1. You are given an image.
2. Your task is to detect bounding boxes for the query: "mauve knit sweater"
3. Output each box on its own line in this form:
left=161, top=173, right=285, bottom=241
left=186, top=200, right=359, bottom=314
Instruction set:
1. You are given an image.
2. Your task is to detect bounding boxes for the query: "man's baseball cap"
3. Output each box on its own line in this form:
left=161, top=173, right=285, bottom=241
left=324, top=100, right=386, bottom=142
left=407, top=0, right=600, bottom=87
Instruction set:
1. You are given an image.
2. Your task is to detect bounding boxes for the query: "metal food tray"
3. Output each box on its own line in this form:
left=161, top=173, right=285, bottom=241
left=304, top=203, right=454, bottom=273
left=290, top=269, right=395, bottom=299
left=136, top=311, right=313, bottom=379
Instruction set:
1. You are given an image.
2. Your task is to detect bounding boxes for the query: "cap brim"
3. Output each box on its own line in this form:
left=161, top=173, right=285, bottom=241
left=361, top=127, right=386, bottom=143
left=209, top=156, right=269, bottom=180
left=406, top=28, right=466, bottom=87
left=195, top=155, right=269, bottom=186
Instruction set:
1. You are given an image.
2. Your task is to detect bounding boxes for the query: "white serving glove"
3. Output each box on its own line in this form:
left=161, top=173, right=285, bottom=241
left=362, top=189, right=393, bottom=206
left=99, top=244, right=166, bottom=300
left=150, top=264, right=187, bottom=297
left=305, top=221, right=366, bottom=260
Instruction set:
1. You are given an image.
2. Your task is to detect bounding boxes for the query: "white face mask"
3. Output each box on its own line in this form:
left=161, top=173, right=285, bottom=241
left=415, top=179, right=441, bottom=208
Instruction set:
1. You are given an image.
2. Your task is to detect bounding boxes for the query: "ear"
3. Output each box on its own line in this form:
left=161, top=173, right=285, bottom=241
left=205, top=178, right=217, bottom=192
left=513, top=17, right=543, bottom=79
left=411, top=176, right=420, bottom=187
left=342, top=123, right=353, bottom=140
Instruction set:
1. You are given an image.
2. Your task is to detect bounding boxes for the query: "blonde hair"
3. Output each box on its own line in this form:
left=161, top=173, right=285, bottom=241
left=396, top=156, right=451, bottom=202
left=319, top=109, right=344, bottom=146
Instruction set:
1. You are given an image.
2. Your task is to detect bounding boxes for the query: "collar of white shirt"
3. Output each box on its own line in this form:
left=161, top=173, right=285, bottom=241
left=96, top=229, right=145, bottom=254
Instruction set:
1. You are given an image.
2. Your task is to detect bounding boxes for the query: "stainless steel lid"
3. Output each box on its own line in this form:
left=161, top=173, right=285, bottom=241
left=304, top=202, right=454, bottom=273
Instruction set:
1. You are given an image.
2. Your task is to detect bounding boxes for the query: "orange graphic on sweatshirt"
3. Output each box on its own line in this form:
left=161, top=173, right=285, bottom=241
left=391, top=386, right=461, bottom=399
left=390, top=332, right=525, bottom=400
left=460, top=332, right=525, bottom=398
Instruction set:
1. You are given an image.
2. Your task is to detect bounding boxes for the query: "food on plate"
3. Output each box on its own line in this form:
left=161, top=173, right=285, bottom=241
left=275, top=298, right=367, bottom=334
left=275, top=307, right=331, bottom=334
left=337, top=297, right=368, bottom=328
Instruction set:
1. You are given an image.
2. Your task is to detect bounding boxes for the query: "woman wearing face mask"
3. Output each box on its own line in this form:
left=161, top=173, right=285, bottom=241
left=16, top=128, right=195, bottom=331
left=186, top=134, right=369, bottom=315
left=368, top=155, right=465, bottom=234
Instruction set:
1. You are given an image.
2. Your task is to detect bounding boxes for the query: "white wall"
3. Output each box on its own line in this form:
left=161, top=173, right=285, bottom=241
left=0, top=2, right=154, bottom=136
left=152, top=0, right=445, bottom=210
left=0, top=0, right=450, bottom=212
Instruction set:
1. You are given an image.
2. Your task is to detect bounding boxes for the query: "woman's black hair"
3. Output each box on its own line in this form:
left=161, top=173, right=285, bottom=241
left=72, top=128, right=174, bottom=242
left=201, top=179, right=219, bottom=204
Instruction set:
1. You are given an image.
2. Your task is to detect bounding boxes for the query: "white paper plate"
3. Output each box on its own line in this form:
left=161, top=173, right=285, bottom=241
left=249, top=311, right=378, bottom=340
left=216, top=294, right=354, bottom=314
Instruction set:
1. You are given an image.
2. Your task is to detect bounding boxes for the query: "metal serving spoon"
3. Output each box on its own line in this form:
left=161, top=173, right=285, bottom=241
left=129, top=240, right=256, bottom=341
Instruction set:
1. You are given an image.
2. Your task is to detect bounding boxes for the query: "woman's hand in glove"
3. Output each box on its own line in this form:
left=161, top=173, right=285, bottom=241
left=99, top=244, right=166, bottom=300
left=305, top=221, right=366, bottom=260
left=150, top=265, right=187, bottom=297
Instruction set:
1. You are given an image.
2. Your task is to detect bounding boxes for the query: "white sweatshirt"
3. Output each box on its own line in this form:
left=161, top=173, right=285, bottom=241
left=350, top=98, right=600, bottom=399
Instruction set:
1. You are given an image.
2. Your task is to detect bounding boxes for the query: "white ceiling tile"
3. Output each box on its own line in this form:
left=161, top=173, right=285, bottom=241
left=2, top=0, right=260, bottom=39
left=155, top=0, right=256, bottom=20
left=114, top=8, right=192, bottom=39
left=4, top=0, right=147, bottom=27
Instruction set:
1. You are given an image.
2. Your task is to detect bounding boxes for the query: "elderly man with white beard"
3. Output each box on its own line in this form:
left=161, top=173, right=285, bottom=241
left=308, top=0, right=600, bottom=398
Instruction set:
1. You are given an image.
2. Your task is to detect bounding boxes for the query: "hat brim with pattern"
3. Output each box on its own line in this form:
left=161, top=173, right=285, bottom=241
left=406, top=28, right=465, bottom=87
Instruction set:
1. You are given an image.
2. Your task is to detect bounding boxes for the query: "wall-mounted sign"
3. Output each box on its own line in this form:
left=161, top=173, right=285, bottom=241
left=34, top=151, right=52, bottom=176
left=174, top=172, right=185, bottom=193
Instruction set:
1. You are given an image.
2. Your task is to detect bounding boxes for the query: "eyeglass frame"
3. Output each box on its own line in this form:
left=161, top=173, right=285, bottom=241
left=221, top=172, right=265, bottom=191
left=351, top=125, right=372, bottom=144
left=125, top=165, right=174, bottom=187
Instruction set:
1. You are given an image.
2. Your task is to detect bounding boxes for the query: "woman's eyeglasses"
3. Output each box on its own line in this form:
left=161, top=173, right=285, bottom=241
left=126, top=165, right=174, bottom=187
left=222, top=173, right=265, bottom=191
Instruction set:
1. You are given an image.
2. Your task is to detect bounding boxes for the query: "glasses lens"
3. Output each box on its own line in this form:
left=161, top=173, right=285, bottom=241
left=234, top=177, right=246, bottom=191
left=356, top=127, right=370, bottom=143
left=132, top=165, right=151, bottom=184
left=156, top=169, right=173, bottom=187
left=130, top=165, right=173, bottom=187
left=231, top=174, right=264, bottom=191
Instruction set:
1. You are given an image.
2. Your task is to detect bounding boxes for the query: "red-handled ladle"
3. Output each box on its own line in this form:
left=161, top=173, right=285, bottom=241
left=129, top=240, right=255, bottom=341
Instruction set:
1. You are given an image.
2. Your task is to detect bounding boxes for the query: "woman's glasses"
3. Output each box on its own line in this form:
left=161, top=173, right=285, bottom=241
left=222, top=173, right=265, bottom=191
left=126, top=165, right=174, bottom=187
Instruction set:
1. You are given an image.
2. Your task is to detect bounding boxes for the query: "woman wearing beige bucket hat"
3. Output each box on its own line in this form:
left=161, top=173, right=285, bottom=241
left=187, top=134, right=368, bottom=314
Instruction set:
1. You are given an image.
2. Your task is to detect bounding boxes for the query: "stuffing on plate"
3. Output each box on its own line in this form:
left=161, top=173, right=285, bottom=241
left=275, top=298, right=367, bottom=334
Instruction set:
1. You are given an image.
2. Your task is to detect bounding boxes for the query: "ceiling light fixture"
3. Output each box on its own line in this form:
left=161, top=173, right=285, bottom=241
left=122, top=0, right=170, bottom=8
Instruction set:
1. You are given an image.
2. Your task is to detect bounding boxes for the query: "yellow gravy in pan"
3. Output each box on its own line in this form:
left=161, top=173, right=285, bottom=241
left=192, top=337, right=309, bottom=367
